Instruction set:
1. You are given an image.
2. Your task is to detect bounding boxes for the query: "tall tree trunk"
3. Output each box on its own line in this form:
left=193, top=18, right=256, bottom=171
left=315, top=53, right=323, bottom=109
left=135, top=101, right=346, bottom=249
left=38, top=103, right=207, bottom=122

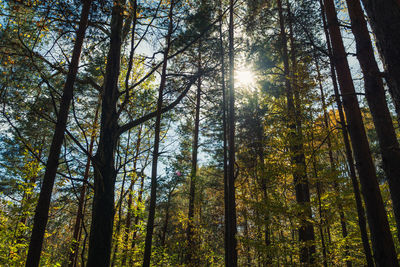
left=142, top=2, right=174, bottom=266
left=25, top=1, right=92, bottom=266
left=68, top=101, right=100, bottom=267
left=277, top=0, right=315, bottom=263
left=110, top=131, right=132, bottom=267
left=318, top=2, right=374, bottom=265
left=226, top=0, right=238, bottom=265
left=315, top=60, right=351, bottom=267
left=186, top=43, right=202, bottom=263
left=86, top=0, right=125, bottom=266
left=119, top=3, right=140, bottom=265
left=323, top=0, right=399, bottom=265
left=218, top=2, right=229, bottom=266
left=120, top=125, right=143, bottom=267
left=360, top=0, right=400, bottom=120
left=346, top=0, right=400, bottom=243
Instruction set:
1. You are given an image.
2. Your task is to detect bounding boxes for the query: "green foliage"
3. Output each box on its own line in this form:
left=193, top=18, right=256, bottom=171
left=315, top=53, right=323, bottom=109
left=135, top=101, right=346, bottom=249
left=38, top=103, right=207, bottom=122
left=0, top=0, right=396, bottom=266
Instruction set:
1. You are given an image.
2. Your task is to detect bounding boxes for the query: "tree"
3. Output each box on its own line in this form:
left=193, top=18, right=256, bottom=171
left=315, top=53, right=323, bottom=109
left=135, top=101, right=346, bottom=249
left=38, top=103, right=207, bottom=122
left=345, top=0, right=400, bottom=243
left=277, top=0, right=315, bottom=262
left=25, top=1, right=92, bottom=266
left=323, top=0, right=399, bottom=265
left=360, top=0, right=400, bottom=120
left=142, top=2, right=174, bottom=266
left=225, top=0, right=239, bottom=266
left=317, top=2, right=374, bottom=264
left=2, top=0, right=400, bottom=265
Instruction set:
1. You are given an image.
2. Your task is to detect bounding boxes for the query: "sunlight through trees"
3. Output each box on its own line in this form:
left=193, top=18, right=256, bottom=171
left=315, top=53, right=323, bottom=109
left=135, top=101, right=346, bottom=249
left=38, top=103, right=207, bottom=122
left=0, top=0, right=400, bottom=266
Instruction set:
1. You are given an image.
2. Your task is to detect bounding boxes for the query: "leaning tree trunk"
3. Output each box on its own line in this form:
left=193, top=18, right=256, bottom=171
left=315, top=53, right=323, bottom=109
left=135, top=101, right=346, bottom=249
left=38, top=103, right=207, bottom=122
left=323, top=0, right=399, bottom=265
left=142, top=2, right=174, bottom=267
left=318, top=2, right=374, bottom=265
left=25, top=1, right=92, bottom=266
left=86, top=0, right=125, bottom=266
left=360, top=0, right=400, bottom=120
left=277, top=0, right=315, bottom=263
left=346, top=0, right=400, bottom=243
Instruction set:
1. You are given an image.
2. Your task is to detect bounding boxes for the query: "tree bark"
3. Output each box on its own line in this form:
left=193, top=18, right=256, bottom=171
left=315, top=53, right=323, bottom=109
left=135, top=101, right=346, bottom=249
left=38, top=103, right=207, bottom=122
left=323, top=0, right=398, bottom=265
left=25, top=1, right=92, bottom=266
left=142, top=2, right=174, bottom=266
left=225, top=0, right=238, bottom=265
left=360, top=0, right=400, bottom=120
left=346, top=0, right=400, bottom=243
left=318, top=2, right=374, bottom=265
left=86, top=0, right=125, bottom=266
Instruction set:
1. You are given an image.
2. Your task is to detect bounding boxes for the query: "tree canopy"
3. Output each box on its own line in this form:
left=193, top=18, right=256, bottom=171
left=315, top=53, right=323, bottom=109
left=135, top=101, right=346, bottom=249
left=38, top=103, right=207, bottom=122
left=1, top=0, right=400, bottom=266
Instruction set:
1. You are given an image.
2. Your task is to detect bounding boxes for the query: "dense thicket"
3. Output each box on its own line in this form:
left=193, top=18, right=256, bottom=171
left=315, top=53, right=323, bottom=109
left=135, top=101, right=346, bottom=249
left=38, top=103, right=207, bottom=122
left=1, top=0, right=400, bottom=266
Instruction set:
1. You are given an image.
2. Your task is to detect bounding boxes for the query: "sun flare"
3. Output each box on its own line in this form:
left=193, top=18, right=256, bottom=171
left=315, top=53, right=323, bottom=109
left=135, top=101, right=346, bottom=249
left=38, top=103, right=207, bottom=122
left=236, top=69, right=255, bottom=87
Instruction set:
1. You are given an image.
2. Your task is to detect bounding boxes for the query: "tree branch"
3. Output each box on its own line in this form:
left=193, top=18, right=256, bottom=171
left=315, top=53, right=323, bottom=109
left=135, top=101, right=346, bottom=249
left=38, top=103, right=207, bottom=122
left=118, top=74, right=199, bottom=135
